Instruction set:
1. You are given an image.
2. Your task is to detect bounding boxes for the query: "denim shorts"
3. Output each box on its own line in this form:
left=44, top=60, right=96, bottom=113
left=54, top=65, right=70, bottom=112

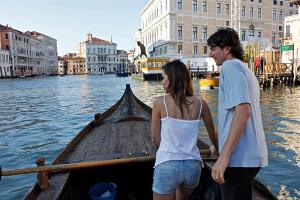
left=152, top=160, right=201, bottom=194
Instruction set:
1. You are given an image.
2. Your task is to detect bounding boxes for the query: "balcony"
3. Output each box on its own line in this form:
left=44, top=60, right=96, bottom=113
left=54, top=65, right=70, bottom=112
left=177, top=37, right=184, bottom=42
left=192, top=38, right=199, bottom=43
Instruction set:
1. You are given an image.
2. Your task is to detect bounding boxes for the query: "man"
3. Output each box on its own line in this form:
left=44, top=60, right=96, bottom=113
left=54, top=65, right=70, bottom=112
left=207, top=28, right=268, bottom=200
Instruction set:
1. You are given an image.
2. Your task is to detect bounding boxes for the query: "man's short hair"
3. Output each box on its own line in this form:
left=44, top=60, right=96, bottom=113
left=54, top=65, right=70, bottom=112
left=207, top=28, right=244, bottom=61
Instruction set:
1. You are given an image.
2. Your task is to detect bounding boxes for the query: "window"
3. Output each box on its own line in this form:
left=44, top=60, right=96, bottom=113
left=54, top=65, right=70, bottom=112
left=286, top=25, right=290, bottom=37
left=225, top=21, right=230, bottom=26
left=280, top=1, right=283, bottom=6
left=178, top=44, right=183, bottom=53
left=249, top=29, right=254, bottom=37
left=279, top=10, right=283, bottom=20
left=193, top=27, right=198, bottom=38
left=257, top=31, right=262, bottom=37
left=5, top=33, right=8, bottom=39
left=242, top=6, right=246, bottom=16
left=250, top=7, right=254, bottom=17
left=178, top=26, right=183, bottom=38
left=225, top=4, right=229, bottom=15
left=279, top=26, right=282, bottom=31
left=203, top=46, right=207, bottom=54
left=290, top=3, right=293, bottom=7
left=193, top=46, right=198, bottom=54
left=193, top=0, right=198, bottom=11
left=203, top=1, right=207, bottom=12
left=177, top=0, right=182, bottom=9
left=272, top=10, right=277, bottom=20
left=258, top=8, right=262, bottom=18
left=273, top=0, right=277, bottom=5
left=249, top=25, right=255, bottom=37
left=203, top=27, right=208, bottom=39
left=216, top=3, right=221, bottom=14
left=272, top=33, right=276, bottom=44
left=258, top=0, right=262, bottom=3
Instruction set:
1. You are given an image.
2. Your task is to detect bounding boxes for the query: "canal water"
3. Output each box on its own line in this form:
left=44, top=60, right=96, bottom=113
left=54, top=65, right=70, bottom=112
left=0, top=75, right=299, bottom=199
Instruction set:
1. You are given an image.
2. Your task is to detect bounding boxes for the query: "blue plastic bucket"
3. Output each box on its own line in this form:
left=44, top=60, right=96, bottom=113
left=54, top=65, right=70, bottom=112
left=89, top=183, right=117, bottom=200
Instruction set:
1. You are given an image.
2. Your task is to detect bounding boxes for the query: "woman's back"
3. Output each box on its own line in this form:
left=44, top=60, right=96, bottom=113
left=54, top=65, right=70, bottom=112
left=161, top=95, right=202, bottom=120
left=154, top=94, right=203, bottom=168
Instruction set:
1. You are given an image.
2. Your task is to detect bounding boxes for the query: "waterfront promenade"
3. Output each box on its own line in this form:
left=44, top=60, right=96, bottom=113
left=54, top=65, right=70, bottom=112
left=0, top=75, right=299, bottom=199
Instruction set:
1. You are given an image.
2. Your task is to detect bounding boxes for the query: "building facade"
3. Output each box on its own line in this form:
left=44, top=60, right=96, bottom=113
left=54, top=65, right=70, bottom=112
left=282, top=0, right=300, bottom=64
left=77, top=33, right=117, bottom=74
left=58, top=53, right=87, bottom=75
left=137, top=0, right=298, bottom=61
left=116, top=50, right=129, bottom=72
left=58, top=56, right=68, bottom=75
left=0, top=49, right=11, bottom=78
left=0, top=24, right=58, bottom=77
left=27, top=31, right=58, bottom=75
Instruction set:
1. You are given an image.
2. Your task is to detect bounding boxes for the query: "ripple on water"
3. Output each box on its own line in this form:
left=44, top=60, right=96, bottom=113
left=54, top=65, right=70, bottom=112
left=0, top=76, right=299, bottom=199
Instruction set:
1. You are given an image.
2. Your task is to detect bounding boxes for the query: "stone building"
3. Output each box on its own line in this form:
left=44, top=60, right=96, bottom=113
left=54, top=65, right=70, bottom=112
left=77, top=33, right=117, bottom=74
left=282, top=0, right=300, bottom=63
left=0, top=49, right=11, bottom=78
left=0, top=24, right=58, bottom=77
left=137, top=0, right=298, bottom=60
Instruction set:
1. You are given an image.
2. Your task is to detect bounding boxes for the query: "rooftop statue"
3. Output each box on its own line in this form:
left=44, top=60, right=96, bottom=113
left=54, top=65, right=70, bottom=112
left=137, top=41, right=147, bottom=58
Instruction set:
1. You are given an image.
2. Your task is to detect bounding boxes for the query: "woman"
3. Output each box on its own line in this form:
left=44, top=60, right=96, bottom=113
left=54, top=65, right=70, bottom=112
left=151, top=60, right=218, bottom=200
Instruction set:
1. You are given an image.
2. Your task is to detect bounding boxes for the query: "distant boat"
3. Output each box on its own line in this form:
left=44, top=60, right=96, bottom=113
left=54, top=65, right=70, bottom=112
left=116, top=71, right=129, bottom=77
left=199, top=77, right=219, bottom=89
left=132, top=57, right=170, bottom=81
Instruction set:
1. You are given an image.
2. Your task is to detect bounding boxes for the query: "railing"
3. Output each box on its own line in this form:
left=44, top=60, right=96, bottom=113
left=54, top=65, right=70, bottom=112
left=263, top=63, right=293, bottom=75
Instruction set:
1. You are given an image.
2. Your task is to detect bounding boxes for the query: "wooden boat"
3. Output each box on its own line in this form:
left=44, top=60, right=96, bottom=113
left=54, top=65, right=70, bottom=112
left=19, top=84, right=277, bottom=200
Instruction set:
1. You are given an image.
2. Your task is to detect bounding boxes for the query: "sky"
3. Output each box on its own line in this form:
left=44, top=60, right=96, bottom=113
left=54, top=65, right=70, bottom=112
left=0, top=0, right=149, bottom=55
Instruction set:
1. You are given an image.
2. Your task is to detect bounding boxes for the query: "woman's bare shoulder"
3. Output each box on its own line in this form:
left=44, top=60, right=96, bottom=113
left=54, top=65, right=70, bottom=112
left=153, top=96, right=164, bottom=107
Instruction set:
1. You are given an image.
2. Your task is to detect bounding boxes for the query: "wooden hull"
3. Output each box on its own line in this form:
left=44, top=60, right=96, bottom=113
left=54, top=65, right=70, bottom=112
left=24, top=84, right=277, bottom=200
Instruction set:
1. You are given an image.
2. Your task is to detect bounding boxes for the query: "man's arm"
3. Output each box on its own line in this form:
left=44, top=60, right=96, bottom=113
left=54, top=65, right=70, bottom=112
left=211, top=103, right=251, bottom=184
left=201, top=99, right=218, bottom=150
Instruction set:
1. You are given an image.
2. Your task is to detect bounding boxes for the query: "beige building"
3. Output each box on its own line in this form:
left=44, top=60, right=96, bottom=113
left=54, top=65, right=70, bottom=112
left=59, top=53, right=87, bottom=75
left=282, top=0, right=300, bottom=64
left=58, top=56, right=68, bottom=75
left=137, top=0, right=298, bottom=61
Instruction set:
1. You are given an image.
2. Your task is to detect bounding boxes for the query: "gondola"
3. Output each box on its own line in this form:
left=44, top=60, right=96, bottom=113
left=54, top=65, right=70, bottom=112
left=1, top=84, right=277, bottom=199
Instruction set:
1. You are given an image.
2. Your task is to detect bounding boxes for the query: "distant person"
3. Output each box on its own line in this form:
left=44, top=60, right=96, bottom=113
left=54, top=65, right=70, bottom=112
left=207, top=28, right=268, bottom=200
left=260, top=57, right=266, bottom=74
left=151, top=60, right=218, bottom=200
left=255, top=56, right=260, bottom=76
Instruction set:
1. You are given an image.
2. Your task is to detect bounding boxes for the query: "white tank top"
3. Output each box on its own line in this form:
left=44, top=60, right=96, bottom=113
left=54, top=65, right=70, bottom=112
left=154, top=95, right=203, bottom=168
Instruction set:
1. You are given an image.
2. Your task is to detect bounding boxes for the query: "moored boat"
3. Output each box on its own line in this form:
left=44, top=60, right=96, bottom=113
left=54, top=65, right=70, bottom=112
left=199, top=78, right=219, bottom=90
left=0, top=84, right=277, bottom=200
left=132, top=57, right=170, bottom=81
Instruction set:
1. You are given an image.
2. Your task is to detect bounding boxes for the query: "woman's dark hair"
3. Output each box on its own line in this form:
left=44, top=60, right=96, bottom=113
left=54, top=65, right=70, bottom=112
left=162, top=60, right=193, bottom=117
left=207, top=28, right=244, bottom=60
